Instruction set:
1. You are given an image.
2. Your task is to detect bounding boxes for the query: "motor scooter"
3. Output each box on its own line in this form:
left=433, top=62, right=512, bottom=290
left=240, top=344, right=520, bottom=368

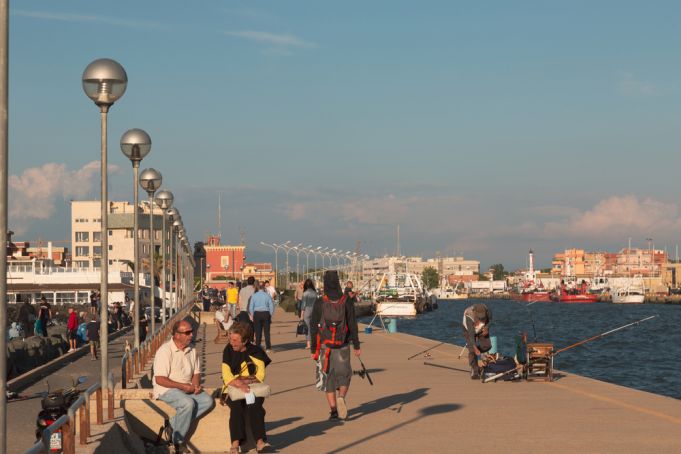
left=35, top=376, right=87, bottom=452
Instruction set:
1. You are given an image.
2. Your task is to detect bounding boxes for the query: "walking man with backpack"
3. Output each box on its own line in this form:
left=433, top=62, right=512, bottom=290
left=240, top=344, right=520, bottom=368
left=310, top=270, right=361, bottom=421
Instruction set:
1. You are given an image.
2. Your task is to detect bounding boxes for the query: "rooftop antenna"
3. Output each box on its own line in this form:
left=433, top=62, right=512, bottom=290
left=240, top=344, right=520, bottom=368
left=217, top=193, right=222, bottom=240
left=239, top=226, right=246, bottom=247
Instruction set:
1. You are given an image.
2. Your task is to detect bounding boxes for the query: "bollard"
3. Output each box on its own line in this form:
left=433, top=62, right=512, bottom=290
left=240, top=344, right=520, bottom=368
left=96, top=388, right=103, bottom=425
left=387, top=318, right=398, bottom=333
left=62, top=420, right=75, bottom=454
left=79, top=406, right=87, bottom=445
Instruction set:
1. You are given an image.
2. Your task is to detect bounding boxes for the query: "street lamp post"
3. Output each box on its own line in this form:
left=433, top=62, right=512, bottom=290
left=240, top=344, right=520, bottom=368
left=82, top=58, right=127, bottom=394
left=261, top=241, right=286, bottom=289
left=0, top=3, right=9, bottom=448
left=166, top=208, right=178, bottom=314
left=173, top=219, right=183, bottom=305
left=120, top=128, right=151, bottom=349
left=139, top=168, right=162, bottom=333
left=156, top=190, right=173, bottom=324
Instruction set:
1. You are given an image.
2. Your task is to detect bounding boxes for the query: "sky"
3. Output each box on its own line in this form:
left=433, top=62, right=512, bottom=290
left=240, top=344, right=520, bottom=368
left=7, top=1, right=681, bottom=270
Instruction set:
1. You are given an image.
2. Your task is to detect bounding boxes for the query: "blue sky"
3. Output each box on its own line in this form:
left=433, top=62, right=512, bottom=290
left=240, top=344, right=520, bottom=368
left=7, top=1, right=681, bottom=269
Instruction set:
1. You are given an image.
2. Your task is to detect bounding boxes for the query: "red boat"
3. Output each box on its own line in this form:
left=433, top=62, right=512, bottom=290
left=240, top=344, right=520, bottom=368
left=520, top=291, right=553, bottom=303
left=557, top=293, right=598, bottom=303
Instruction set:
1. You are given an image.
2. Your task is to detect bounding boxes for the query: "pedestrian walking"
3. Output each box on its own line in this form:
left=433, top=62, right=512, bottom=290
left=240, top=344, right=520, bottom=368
left=67, top=307, right=79, bottom=352
left=248, top=283, right=274, bottom=354
left=238, top=276, right=256, bottom=313
left=227, top=281, right=239, bottom=319
left=87, top=315, right=100, bottom=360
left=310, top=270, right=361, bottom=421
left=300, top=279, right=318, bottom=350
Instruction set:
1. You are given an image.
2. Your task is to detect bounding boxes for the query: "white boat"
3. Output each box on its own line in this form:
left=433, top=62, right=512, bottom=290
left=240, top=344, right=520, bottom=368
left=612, top=275, right=645, bottom=304
left=371, top=272, right=428, bottom=316
left=430, top=287, right=468, bottom=300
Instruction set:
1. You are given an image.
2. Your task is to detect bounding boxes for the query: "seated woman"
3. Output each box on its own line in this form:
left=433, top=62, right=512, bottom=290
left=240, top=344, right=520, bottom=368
left=222, top=322, right=272, bottom=453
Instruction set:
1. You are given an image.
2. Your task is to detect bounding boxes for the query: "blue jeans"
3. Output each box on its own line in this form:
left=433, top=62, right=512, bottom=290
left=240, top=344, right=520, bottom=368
left=158, top=389, right=214, bottom=444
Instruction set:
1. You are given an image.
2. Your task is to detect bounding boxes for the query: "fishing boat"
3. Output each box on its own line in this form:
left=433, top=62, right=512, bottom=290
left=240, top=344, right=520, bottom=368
left=511, top=249, right=554, bottom=303
left=372, top=272, right=429, bottom=316
left=611, top=275, right=645, bottom=304
left=429, top=280, right=468, bottom=300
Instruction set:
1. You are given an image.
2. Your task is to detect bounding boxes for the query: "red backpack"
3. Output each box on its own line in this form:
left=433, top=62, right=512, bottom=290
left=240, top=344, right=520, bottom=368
left=318, top=295, right=348, bottom=348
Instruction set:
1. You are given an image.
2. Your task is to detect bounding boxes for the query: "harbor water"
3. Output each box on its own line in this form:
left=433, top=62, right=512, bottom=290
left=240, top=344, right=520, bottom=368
left=362, top=299, right=681, bottom=400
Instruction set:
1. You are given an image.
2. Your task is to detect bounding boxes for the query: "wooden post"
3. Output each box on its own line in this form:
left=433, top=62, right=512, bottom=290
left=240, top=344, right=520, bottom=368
left=108, top=387, right=114, bottom=420
left=79, top=406, right=87, bottom=445
left=96, top=388, right=103, bottom=424
left=84, top=396, right=91, bottom=438
left=62, top=420, right=75, bottom=454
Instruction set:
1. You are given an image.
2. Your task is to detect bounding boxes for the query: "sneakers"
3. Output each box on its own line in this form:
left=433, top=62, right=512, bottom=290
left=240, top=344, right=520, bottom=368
left=265, top=349, right=273, bottom=355
left=336, top=397, right=348, bottom=420
left=174, top=443, right=191, bottom=454
left=328, top=408, right=339, bottom=420
left=470, top=367, right=480, bottom=380
left=67, top=349, right=75, bottom=353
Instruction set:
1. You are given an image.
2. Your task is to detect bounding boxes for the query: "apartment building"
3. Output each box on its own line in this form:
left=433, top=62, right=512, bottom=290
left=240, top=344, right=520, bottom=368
left=71, top=200, right=169, bottom=273
left=361, top=255, right=480, bottom=281
left=551, top=247, right=667, bottom=277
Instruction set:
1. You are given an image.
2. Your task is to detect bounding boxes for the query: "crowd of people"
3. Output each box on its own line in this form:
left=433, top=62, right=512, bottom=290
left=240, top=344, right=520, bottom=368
left=156, top=270, right=361, bottom=454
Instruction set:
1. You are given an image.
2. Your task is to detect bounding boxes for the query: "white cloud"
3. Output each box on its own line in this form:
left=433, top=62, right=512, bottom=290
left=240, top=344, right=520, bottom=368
left=12, top=10, right=165, bottom=30
left=223, top=30, right=316, bottom=49
left=543, top=195, right=680, bottom=238
left=9, top=161, right=120, bottom=234
left=616, top=71, right=657, bottom=96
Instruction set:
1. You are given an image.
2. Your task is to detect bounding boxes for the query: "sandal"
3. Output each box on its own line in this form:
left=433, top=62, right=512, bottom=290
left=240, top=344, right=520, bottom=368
left=256, top=441, right=273, bottom=453
left=229, top=447, right=241, bottom=454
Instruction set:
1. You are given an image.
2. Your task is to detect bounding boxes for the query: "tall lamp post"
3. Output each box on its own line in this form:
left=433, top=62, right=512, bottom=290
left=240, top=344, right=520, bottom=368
left=82, top=58, right=127, bottom=393
left=173, top=219, right=183, bottom=305
left=139, top=168, right=162, bottom=333
left=260, top=241, right=286, bottom=289
left=166, top=208, right=179, bottom=314
left=0, top=2, right=9, bottom=448
left=156, top=190, right=174, bottom=324
left=120, top=128, right=151, bottom=348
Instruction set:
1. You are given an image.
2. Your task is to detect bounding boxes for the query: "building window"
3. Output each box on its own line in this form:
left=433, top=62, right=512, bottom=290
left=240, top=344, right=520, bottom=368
left=75, top=232, right=89, bottom=242
left=93, top=259, right=101, bottom=267
left=56, top=292, right=76, bottom=304
left=109, top=230, right=113, bottom=236
left=94, top=218, right=101, bottom=223
left=75, top=246, right=89, bottom=256
left=74, top=260, right=89, bottom=268
left=93, top=232, right=101, bottom=242
left=109, top=245, right=113, bottom=251
left=93, top=246, right=102, bottom=256
left=126, top=229, right=133, bottom=238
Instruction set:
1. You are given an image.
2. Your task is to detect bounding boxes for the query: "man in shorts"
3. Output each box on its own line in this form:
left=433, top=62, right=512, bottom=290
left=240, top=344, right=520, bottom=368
left=67, top=307, right=79, bottom=352
left=310, top=270, right=361, bottom=421
left=87, top=315, right=100, bottom=360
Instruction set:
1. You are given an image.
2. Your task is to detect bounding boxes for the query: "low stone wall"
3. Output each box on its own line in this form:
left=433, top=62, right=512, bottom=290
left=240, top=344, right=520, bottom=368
left=7, top=328, right=70, bottom=377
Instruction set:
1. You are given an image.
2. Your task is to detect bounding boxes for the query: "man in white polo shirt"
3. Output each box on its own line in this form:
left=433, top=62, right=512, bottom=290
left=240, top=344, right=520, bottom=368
left=154, top=320, right=214, bottom=453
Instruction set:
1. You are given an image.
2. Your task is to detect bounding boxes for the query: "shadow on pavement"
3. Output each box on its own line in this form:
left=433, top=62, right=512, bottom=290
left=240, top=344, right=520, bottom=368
left=269, top=388, right=431, bottom=450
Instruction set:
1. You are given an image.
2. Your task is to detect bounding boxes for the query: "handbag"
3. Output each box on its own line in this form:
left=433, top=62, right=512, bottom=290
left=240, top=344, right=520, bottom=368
left=226, top=382, right=271, bottom=401
left=296, top=320, right=308, bottom=336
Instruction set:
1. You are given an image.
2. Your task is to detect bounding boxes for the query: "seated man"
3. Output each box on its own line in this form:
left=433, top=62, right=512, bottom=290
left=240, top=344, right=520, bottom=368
left=215, top=305, right=233, bottom=331
left=461, top=303, right=492, bottom=379
left=153, top=320, right=215, bottom=454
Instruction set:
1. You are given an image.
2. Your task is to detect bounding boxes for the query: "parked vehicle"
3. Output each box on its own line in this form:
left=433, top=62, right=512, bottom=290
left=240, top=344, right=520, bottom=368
left=36, top=376, right=87, bottom=452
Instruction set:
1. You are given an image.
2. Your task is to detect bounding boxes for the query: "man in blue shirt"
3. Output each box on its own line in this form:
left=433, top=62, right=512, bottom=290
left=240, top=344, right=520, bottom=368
left=248, top=283, right=275, bottom=353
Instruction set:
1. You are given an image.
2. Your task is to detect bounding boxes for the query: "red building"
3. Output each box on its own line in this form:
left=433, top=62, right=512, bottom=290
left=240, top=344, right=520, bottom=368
left=204, top=235, right=245, bottom=290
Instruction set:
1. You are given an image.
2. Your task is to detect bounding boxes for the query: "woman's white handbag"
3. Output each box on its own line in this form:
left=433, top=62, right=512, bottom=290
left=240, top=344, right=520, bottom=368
left=226, top=382, right=271, bottom=401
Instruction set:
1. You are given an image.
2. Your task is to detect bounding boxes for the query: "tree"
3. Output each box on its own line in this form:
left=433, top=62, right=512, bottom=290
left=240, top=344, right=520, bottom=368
left=421, top=266, right=439, bottom=289
left=490, top=264, right=506, bottom=281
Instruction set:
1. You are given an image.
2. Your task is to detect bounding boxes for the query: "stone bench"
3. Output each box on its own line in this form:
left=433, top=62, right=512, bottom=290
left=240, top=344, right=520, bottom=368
left=122, top=389, right=230, bottom=453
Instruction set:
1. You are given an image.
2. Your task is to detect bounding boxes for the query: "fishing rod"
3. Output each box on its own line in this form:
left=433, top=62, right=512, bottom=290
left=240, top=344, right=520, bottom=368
left=407, top=340, right=447, bottom=360
left=553, top=315, right=657, bottom=356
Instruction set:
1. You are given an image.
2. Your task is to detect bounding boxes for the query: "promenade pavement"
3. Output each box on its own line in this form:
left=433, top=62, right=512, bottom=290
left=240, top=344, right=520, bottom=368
left=142, top=308, right=681, bottom=453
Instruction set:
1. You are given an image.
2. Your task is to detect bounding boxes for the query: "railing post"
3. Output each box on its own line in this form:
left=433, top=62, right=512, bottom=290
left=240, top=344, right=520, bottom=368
left=62, top=420, right=74, bottom=454
left=107, top=373, right=115, bottom=421
left=79, top=405, right=87, bottom=445
left=96, top=388, right=103, bottom=425
left=84, top=393, right=91, bottom=438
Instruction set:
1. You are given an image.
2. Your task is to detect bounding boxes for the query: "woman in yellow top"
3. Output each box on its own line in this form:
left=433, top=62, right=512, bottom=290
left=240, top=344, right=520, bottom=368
left=222, top=322, right=272, bottom=453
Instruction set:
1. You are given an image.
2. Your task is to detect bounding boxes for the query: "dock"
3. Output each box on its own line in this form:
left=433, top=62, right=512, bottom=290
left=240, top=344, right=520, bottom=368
left=108, top=308, right=681, bottom=452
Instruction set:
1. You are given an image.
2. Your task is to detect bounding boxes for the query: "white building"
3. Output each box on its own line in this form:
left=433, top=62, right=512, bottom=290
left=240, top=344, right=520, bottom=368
left=362, top=255, right=480, bottom=280
left=71, top=200, right=168, bottom=273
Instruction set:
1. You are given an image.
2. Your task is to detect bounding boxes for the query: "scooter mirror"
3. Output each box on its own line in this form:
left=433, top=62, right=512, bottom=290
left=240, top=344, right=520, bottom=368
left=77, top=376, right=88, bottom=385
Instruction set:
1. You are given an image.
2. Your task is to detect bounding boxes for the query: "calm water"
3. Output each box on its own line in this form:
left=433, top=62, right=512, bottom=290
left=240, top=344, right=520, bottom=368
left=362, top=299, right=681, bottom=400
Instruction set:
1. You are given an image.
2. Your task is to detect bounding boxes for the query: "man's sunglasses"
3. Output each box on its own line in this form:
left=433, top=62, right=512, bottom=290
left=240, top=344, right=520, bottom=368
left=177, top=330, right=193, bottom=335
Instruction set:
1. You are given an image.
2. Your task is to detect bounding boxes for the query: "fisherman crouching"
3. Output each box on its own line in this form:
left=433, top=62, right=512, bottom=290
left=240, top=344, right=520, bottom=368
left=462, top=303, right=492, bottom=379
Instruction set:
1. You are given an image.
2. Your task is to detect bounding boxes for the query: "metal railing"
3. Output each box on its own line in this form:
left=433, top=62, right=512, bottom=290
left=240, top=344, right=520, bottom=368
left=24, top=375, right=109, bottom=454
left=25, top=298, right=197, bottom=453
left=121, top=298, right=197, bottom=388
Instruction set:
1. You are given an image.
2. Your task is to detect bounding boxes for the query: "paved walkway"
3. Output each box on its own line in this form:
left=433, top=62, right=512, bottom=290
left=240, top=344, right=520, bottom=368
left=173, top=309, right=681, bottom=453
